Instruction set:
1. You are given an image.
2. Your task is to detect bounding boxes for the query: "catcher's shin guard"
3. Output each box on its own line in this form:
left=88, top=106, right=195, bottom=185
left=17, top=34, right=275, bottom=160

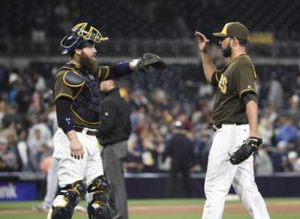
left=87, top=175, right=111, bottom=219
left=48, top=180, right=86, bottom=219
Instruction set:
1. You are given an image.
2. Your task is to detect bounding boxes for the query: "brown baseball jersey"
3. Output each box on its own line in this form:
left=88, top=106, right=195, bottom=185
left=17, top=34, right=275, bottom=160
left=53, top=63, right=121, bottom=129
left=210, top=54, right=257, bottom=125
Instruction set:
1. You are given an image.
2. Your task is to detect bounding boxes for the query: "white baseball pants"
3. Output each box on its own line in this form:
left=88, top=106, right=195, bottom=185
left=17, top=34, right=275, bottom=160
left=202, top=124, right=270, bottom=219
left=52, top=128, right=103, bottom=187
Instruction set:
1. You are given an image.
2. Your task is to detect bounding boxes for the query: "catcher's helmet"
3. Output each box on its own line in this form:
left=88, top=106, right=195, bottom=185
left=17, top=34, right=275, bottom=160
left=60, top=22, right=109, bottom=55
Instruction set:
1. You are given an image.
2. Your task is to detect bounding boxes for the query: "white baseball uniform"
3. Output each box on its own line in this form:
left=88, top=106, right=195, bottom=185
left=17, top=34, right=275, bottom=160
left=201, top=51, right=270, bottom=219
left=202, top=124, right=270, bottom=219
left=53, top=128, right=103, bottom=187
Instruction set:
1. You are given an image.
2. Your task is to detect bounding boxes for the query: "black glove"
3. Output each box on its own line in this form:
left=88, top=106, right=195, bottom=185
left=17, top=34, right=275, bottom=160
left=137, top=53, right=166, bottom=72
left=229, top=137, right=262, bottom=165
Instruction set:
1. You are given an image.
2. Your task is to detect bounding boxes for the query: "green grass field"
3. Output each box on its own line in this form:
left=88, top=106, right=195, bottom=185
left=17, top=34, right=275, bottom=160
left=0, top=198, right=299, bottom=219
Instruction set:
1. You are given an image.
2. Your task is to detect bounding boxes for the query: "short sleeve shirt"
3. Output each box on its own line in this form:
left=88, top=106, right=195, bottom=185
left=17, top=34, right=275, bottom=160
left=211, top=54, right=257, bottom=124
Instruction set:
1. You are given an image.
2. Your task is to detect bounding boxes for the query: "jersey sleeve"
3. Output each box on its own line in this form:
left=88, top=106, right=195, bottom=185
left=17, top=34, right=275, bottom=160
left=98, top=66, right=111, bottom=81
left=53, top=71, right=84, bottom=101
left=235, top=62, right=257, bottom=98
left=97, top=62, right=133, bottom=81
left=211, top=70, right=222, bottom=86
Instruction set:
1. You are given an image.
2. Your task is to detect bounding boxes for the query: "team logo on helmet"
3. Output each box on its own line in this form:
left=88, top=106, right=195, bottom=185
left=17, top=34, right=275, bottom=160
left=60, top=22, right=109, bottom=54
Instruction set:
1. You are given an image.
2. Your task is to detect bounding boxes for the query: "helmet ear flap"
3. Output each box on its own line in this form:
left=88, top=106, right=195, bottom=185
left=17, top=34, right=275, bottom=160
left=60, top=32, right=81, bottom=54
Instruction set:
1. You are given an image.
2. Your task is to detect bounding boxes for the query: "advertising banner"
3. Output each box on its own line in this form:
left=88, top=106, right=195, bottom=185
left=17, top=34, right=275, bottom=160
left=0, top=182, right=37, bottom=201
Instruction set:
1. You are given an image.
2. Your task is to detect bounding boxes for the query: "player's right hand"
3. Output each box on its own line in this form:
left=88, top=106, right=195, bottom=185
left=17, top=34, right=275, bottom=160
left=70, top=138, right=84, bottom=160
left=195, top=31, right=210, bottom=52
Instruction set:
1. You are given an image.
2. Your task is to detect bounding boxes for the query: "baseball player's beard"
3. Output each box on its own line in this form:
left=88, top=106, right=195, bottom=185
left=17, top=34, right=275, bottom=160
left=222, top=45, right=232, bottom=58
left=79, top=54, right=98, bottom=72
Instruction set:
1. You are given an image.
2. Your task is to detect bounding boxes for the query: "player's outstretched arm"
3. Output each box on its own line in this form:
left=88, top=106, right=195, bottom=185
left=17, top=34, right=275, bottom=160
left=195, top=31, right=217, bottom=83
left=130, top=53, right=166, bottom=72
left=98, top=53, right=166, bottom=81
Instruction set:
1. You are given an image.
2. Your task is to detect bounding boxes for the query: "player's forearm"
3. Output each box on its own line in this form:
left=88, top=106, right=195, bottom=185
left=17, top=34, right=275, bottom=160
left=66, top=130, right=79, bottom=141
left=56, top=97, right=75, bottom=134
left=201, top=51, right=217, bottom=83
left=246, top=100, right=259, bottom=137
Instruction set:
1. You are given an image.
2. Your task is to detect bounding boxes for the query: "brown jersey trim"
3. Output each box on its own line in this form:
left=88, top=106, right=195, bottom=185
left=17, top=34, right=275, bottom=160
left=240, top=88, right=256, bottom=97
left=61, top=66, right=82, bottom=77
left=215, top=71, right=220, bottom=82
left=98, top=66, right=110, bottom=80
left=70, top=107, right=100, bottom=125
left=98, top=67, right=102, bottom=78
left=253, top=68, right=257, bottom=79
left=55, top=93, right=74, bottom=101
left=104, top=66, right=110, bottom=79
left=62, top=71, right=85, bottom=88
left=73, top=85, right=84, bottom=100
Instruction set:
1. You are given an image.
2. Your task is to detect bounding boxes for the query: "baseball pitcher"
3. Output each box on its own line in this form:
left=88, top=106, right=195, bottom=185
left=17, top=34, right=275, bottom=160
left=195, top=22, right=270, bottom=219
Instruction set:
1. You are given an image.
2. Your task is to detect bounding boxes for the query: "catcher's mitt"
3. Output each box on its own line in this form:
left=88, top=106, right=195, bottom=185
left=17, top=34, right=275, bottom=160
left=229, top=137, right=262, bottom=165
left=137, top=53, right=166, bottom=72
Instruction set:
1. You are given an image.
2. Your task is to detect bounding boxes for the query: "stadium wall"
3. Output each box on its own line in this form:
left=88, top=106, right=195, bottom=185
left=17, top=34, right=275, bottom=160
left=0, top=172, right=300, bottom=201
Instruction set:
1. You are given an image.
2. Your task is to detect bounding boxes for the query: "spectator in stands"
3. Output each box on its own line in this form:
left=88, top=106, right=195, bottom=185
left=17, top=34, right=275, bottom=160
left=162, top=121, right=196, bottom=197
left=287, top=94, right=300, bottom=128
left=27, top=117, right=52, bottom=171
left=192, top=124, right=212, bottom=172
left=124, top=133, right=144, bottom=173
left=259, top=116, right=274, bottom=146
left=254, top=145, right=274, bottom=175
left=275, top=116, right=298, bottom=145
left=7, top=72, right=21, bottom=105
left=268, top=76, right=283, bottom=110
left=16, top=129, right=30, bottom=171
left=31, top=70, right=46, bottom=92
left=26, top=92, right=44, bottom=121
left=286, top=151, right=300, bottom=172
left=270, top=141, right=288, bottom=172
left=0, top=136, right=20, bottom=171
left=140, top=120, right=163, bottom=172
left=0, top=99, right=9, bottom=129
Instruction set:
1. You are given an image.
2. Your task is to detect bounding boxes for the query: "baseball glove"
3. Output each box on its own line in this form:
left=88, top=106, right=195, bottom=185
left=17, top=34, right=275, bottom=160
left=229, top=137, right=262, bottom=165
left=137, top=53, right=166, bottom=72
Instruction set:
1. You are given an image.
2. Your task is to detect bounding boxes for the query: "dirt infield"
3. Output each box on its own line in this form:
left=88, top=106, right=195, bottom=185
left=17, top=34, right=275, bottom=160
left=129, top=201, right=300, bottom=215
left=1, top=201, right=299, bottom=216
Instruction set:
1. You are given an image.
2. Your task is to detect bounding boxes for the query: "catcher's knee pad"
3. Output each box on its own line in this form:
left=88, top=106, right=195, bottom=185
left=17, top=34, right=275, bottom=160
left=87, top=175, right=111, bottom=219
left=49, top=180, right=86, bottom=219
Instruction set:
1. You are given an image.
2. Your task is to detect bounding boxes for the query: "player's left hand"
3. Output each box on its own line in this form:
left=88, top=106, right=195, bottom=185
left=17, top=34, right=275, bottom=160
left=229, top=137, right=262, bottom=165
left=137, top=53, right=166, bottom=72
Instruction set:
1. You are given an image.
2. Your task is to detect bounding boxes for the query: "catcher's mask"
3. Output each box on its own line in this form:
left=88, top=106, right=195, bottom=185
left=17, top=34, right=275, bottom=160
left=60, top=22, right=109, bottom=55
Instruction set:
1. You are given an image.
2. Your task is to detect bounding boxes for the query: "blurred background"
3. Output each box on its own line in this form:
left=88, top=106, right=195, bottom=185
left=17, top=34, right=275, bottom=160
left=0, top=0, right=300, bottom=201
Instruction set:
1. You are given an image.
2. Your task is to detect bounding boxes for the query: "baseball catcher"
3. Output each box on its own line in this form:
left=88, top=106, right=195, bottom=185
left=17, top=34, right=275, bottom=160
left=229, top=137, right=262, bottom=165
left=47, top=22, right=166, bottom=219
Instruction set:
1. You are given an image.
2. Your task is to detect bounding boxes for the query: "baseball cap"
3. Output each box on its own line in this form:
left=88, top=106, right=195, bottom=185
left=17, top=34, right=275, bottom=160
left=172, top=121, right=185, bottom=129
left=213, top=22, right=250, bottom=40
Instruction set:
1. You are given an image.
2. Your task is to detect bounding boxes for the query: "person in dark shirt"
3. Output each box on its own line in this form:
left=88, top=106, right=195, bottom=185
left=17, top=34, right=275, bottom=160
left=99, top=79, right=131, bottom=219
left=163, top=121, right=196, bottom=197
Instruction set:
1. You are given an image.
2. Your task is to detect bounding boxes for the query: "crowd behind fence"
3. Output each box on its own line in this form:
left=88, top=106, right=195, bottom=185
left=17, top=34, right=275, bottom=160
left=0, top=61, right=299, bottom=175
